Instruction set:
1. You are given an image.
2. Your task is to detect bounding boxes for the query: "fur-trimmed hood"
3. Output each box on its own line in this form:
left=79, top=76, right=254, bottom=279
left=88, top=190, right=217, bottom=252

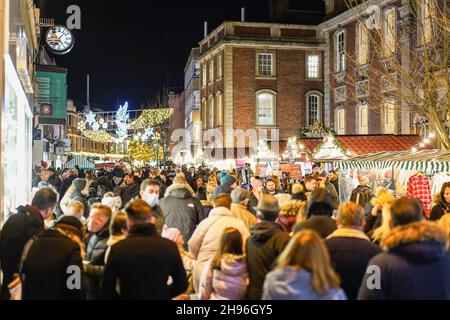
left=381, top=221, right=449, bottom=263
left=164, top=183, right=196, bottom=198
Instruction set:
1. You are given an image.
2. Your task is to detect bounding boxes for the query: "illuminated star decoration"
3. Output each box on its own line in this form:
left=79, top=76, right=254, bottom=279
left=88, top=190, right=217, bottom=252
left=77, top=120, right=86, bottom=132
left=85, top=111, right=97, bottom=126
left=115, top=102, right=130, bottom=142
left=141, top=127, right=154, bottom=141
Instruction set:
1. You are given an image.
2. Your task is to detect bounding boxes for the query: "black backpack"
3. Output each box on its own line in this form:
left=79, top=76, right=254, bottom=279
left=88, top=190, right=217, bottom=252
left=350, top=186, right=371, bottom=208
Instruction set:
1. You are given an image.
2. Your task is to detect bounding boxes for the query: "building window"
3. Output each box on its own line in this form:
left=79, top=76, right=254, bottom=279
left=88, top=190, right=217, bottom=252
left=358, top=104, right=369, bottom=134
left=384, top=8, right=396, bottom=57
left=257, top=53, right=274, bottom=77
left=216, top=93, right=223, bottom=127
left=307, top=54, right=320, bottom=78
left=209, top=59, right=214, bottom=83
left=202, top=99, right=207, bottom=129
left=421, top=0, right=435, bottom=44
left=256, top=91, right=276, bottom=126
left=336, top=30, right=346, bottom=72
left=357, top=23, right=369, bottom=65
left=384, top=100, right=396, bottom=134
left=209, top=96, right=215, bottom=129
left=335, top=109, right=346, bottom=135
left=306, top=93, right=322, bottom=126
left=217, top=54, right=223, bottom=79
left=202, top=64, right=207, bottom=87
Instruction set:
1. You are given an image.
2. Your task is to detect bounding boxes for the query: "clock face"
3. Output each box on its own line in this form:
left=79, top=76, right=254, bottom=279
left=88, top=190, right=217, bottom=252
left=46, top=26, right=75, bottom=55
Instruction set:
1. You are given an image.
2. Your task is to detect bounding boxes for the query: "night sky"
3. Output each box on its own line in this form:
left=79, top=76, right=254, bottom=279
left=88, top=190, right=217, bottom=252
left=40, top=0, right=324, bottom=111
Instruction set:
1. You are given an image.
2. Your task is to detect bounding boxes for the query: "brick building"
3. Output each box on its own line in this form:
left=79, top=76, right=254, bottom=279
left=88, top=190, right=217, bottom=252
left=199, top=21, right=325, bottom=150
left=184, top=48, right=201, bottom=151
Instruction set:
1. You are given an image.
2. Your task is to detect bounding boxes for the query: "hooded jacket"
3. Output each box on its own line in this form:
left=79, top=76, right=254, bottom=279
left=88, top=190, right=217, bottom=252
left=0, top=205, right=45, bottom=299
left=188, top=206, right=250, bottom=293
left=358, top=221, right=450, bottom=300
left=159, top=183, right=205, bottom=247
left=199, top=254, right=249, bottom=300
left=262, top=267, right=347, bottom=300
left=245, top=221, right=291, bottom=300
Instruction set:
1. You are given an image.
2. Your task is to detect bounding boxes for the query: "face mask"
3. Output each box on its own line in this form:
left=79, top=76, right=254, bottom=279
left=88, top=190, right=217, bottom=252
left=143, top=193, right=159, bottom=207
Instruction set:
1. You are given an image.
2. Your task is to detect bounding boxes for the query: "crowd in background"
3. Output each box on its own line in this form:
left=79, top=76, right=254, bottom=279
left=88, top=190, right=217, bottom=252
left=0, top=162, right=448, bottom=300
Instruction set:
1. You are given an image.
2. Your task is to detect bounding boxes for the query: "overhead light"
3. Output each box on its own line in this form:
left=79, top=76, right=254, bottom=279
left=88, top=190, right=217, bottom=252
left=411, top=147, right=418, bottom=152
left=423, top=139, right=430, bottom=144
left=429, top=132, right=436, bottom=139
left=419, top=143, right=425, bottom=148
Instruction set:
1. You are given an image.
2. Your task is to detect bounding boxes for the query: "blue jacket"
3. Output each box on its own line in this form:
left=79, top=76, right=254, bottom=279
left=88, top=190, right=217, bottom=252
left=358, top=221, right=450, bottom=300
left=262, top=267, right=347, bottom=300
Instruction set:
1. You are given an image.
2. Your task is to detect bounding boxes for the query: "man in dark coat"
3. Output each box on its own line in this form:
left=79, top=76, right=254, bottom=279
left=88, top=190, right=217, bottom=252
left=211, top=174, right=238, bottom=200
left=47, top=167, right=62, bottom=191
left=84, top=204, right=112, bottom=300
left=358, top=198, right=450, bottom=300
left=159, top=177, right=204, bottom=247
left=325, top=202, right=381, bottom=300
left=102, top=199, right=188, bottom=300
left=70, top=179, right=89, bottom=218
left=140, top=179, right=166, bottom=235
left=21, top=216, right=85, bottom=300
left=120, top=175, right=140, bottom=208
left=0, top=188, right=58, bottom=299
left=294, top=188, right=337, bottom=238
left=246, top=195, right=291, bottom=300
left=59, top=169, right=77, bottom=199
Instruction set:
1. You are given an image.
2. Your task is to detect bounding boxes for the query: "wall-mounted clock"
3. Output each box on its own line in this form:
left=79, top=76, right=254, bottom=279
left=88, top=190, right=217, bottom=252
left=45, top=25, right=75, bottom=55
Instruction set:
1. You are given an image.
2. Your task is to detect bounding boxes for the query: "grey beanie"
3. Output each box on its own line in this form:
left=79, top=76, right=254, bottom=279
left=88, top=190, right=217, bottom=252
left=231, top=188, right=251, bottom=204
left=72, top=178, right=87, bottom=192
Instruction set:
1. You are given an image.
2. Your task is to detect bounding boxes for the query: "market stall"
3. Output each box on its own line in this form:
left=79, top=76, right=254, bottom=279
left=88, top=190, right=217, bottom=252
left=63, top=155, right=95, bottom=170
left=334, top=150, right=450, bottom=216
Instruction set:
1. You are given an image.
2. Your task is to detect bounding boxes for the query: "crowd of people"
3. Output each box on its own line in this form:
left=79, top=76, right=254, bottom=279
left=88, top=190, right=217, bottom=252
left=0, top=162, right=449, bottom=300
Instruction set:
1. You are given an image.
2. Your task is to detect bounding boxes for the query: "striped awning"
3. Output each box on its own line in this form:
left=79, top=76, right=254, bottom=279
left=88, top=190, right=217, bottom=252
left=63, top=155, right=95, bottom=170
left=335, top=150, right=450, bottom=172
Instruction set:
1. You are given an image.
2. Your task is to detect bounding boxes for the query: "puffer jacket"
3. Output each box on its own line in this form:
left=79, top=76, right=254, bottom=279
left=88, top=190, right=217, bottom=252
left=263, top=267, right=347, bottom=300
left=85, top=226, right=110, bottom=300
left=199, top=254, right=249, bottom=300
left=358, top=221, right=450, bottom=300
left=188, top=207, right=250, bottom=293
left=159, top=184, right=205, bottom=247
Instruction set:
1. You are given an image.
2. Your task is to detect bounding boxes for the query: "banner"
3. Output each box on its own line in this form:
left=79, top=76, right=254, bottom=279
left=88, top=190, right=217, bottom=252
left=290, top=164, right=303, bottom=179
left=36, top=66, right=67, bottom=125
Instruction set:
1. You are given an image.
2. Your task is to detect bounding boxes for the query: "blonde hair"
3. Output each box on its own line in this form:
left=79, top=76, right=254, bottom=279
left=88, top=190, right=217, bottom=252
left=207, top=175, right=218, bottom=194
left=173, top=175, right=187, bottom=185
left=375, top=187, right=388, bottom=198
left=280, top=200, right=306, bottom=217
left=338, top=202, right=365, bottom=227
left=67, top=200, right=84, bottom=216
left=438, top=214, right=450, bottom=241
left=275, top=230, right=341, bottom=296
left=372, top=204, right=392, bottom=243
left=91, top=203, right=113, bottom=220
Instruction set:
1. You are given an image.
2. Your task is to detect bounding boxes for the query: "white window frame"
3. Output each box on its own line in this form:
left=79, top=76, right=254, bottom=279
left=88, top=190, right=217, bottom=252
left=384, top=100, right=396, bottom=134
left=202, top=64, right=207, bottom=87
left=209, top=59, right=214, bottom=83
left=335, top=108, right=346, bottom=135
left=307, top=54, right=321, bottom=79
left=421, top=0, right=435, bottom=45
left=201, top=99, right=207, bottom=129
left=357, top=22, right=369, bottom=66
left=216, top=92, right=223, bottom=127
left=217, top=53, right=223, bottom=79
left=208, top=96, right=215, bottom=129
left=305, top=91, right=323, bottom=126
left=383, top=8, right=397, bottom=57
left=256, top=90, right=277, bottom=126
left=357, top=104, right=369, bottom=135
left=335, top=30, right=346, bottom=73
left=257, top=52, right=274, bottom=77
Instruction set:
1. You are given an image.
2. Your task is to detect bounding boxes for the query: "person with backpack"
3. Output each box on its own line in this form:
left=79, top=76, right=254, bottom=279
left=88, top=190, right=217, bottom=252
left=350, top=176, right=374, bottom=210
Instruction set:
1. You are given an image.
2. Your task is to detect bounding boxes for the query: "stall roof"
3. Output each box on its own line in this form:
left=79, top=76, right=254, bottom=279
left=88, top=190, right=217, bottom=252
left=63, top=155, right=95, bottom=170
left=335, top=150, right=450, bottom=172
left=299, top=135, right=425, bottom=158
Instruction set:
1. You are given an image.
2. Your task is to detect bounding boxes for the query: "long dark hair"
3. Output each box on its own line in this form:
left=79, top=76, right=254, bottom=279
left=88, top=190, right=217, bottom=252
left=211, top=228, right=243, bottom=270
left=439, top=182, right=450, bottom=208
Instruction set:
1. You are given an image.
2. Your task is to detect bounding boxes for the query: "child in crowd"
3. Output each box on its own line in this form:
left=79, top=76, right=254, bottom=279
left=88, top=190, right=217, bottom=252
left=198, top=227, right=249, bottom=300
